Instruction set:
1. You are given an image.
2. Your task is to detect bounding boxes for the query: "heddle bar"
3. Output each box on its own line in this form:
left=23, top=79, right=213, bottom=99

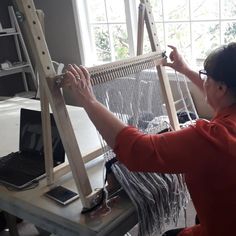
left=88, top=51, right=166, bottom=86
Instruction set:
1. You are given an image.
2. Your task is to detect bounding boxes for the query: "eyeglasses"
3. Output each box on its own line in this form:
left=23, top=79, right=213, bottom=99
left=199, top=69, right=208, bottom=81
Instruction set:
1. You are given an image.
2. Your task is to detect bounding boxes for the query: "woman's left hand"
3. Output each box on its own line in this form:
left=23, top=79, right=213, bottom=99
left=61, top=64, right=97, bottom=107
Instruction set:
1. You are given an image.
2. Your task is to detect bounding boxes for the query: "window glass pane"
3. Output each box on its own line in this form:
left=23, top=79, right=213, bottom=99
left=163, top=0, right=189, bottom=21
left=92, top=25, right=111, bottom=62
left=150, top=0, right=163, bottom=21
left=106, top=0, right=126, bottom=22
left=110, top=24, right=129, bottom=60
left=192, top=22, right=220, bottom=62
left=191, top=0, right=219, bottom=20
left=222, top=21, right=236, bottom=44
left=87, top=0, right=106, bottom=22
left=142, top=28, right=152, bottom=54
left=165, top=23, right=191, bottom=60
left=221, top=0, right=236, bottom=19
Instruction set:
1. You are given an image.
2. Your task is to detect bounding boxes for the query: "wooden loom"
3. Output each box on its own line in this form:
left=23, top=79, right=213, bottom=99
left=14, top=0, right=179, bottom=211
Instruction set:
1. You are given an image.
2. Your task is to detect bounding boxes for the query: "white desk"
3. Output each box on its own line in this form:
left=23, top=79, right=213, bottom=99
left=0, top=97, right=102, bottom=158
left=0, top=97, right=137, bottom=236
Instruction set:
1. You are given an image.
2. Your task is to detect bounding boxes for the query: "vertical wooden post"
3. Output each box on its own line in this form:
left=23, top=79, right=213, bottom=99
left=139, top=0, right=180, bottom=130
left=14, top=0, right=102, bottom=210
left=137, top=3, right=145, bottom=56
left=36, top=9, right=54, bottom=186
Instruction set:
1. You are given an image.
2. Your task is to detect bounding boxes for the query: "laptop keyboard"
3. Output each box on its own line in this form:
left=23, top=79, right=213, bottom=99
left=0, top=152, right=16, bottom=166
left=0, top=152, right=45, bottom=177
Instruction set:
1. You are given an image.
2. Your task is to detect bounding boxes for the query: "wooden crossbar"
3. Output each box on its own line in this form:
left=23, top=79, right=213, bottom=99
left=137, top=0, right=180, bottom=131
left=88, top=51, right=164, bottom=85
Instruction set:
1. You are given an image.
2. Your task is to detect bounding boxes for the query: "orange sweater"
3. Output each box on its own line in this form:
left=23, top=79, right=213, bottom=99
left=114, top=104, right=236, bottom=236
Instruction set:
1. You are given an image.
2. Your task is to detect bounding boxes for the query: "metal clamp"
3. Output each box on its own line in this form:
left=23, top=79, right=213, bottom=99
left=55, top=73, right=65, bottom=87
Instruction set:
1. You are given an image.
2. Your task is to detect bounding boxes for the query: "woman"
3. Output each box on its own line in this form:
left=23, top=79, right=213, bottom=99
left=63, top=42, right=236, bottom=236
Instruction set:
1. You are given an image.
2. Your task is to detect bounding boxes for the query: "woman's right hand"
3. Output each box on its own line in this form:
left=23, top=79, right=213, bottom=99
left=163, top=45, right=190, bottom=75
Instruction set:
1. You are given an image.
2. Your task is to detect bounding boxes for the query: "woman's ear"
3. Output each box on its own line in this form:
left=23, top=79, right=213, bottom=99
left=218, top=82, right=228, bottom=95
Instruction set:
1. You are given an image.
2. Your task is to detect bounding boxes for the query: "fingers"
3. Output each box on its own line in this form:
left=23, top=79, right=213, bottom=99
left=79, top=65, right=91, bottom=85
left=167, top=45, right=177, bottom=60
left=162, top=45, right=176, bottom=66
left=66, top=64, right=83, bottom=81
left=60, top=64, right=91, bottom=89
left=67, top=64, right=78, bottom=78
left=59, top=71, right=77, bottom=87
left=79, top=65, right=89, bottom=80
left=162, top=45, right=179, bottom=69
left=72, top=64, right=86, bottom=81
left=67, top=64, right=90, bottom=81
left=169, top=51, right=175, bottom=61
left=167, top=45, right=177, bottom=51
left=161, top=57, right=168, bottom=66
left=162, top=61, right=174, bottom=68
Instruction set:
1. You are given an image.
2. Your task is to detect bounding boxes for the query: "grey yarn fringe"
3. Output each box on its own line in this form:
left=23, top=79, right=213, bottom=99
left=112, top=162, right=190, bottom=236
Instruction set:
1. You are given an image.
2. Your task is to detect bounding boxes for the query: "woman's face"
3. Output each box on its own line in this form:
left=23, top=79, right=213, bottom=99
left=203, top=77, right=220, bottom=109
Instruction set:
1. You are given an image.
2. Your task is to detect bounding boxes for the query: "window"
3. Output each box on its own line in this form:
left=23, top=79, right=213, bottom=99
left=88, top=0, right=128, bottom=62
left=75, top=0, right=137, bottom=65
left=76, top=0, right=236, bottom=67
left=149, top=0, right=236, bottom=67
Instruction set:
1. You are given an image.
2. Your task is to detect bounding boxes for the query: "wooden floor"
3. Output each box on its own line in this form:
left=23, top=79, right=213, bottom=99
left=0, top=201, right=196, bottom=236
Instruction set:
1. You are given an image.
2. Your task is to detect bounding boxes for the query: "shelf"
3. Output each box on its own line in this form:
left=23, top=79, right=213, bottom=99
left=0, top=32, right=19, bottom=37
left=0, top=64, right=30, bottom=77
left=0, top=27, right=17, bottom=37
left=0, top=6, right=37, bottom=96
left=15, top=91, right=36, bottom=99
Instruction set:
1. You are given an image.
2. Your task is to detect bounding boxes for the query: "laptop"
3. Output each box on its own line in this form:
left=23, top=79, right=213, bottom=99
left=0, top=108, right=65, bottom=189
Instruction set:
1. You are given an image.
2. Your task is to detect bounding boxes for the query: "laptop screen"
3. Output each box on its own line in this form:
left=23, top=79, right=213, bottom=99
left=19, top=108, right=65, bottom=164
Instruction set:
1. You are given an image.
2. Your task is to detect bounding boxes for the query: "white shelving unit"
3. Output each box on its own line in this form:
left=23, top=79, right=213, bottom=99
left=0, top=6, right=37, bottom=98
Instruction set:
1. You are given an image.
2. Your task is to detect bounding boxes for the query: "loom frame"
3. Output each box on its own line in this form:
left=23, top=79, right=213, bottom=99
left=14, top=0, right=179, bottom=211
